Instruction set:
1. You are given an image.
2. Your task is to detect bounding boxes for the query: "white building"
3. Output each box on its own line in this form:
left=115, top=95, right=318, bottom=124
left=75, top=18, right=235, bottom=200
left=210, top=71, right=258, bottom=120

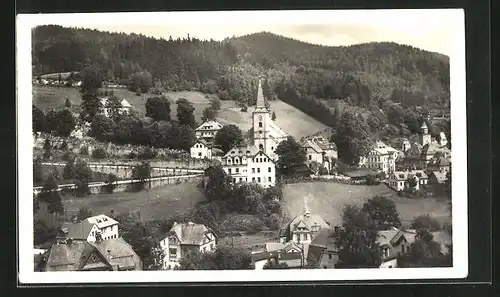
left=190, top=139, right=213, bottom=159
left=359, top=141, right=402, bottom=174
left=56, top=214, right=119, bottom=243
left=387, top=170, right=428, bottom=191
left=159, top=222, right=217, bottom=269
left=98, top=97, right=132, bottom=117
left=86, top=214, right=120, bottom=240
left=222, top=145, right=277, bottom=188
left=195, top=120, right=223, bottom=141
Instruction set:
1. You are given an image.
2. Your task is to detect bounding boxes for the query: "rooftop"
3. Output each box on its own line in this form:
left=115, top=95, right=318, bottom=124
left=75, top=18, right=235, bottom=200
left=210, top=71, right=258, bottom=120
left=168, top=222, right=216, bottom=246
left=86, top=214, right=119, bottom=229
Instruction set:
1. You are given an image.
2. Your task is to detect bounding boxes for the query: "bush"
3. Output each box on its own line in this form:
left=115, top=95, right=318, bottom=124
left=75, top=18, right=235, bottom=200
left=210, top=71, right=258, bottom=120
left=62, top=151, right=76, bottom=162
left=411, top=214, right=441, bottom=231
left=91, top=147, right=107, bottom=159
left=79, top=145, right=89, bottom=156
left=138, top=146, right=157, bottom=160
left=318, top=166, right=329, bottom=176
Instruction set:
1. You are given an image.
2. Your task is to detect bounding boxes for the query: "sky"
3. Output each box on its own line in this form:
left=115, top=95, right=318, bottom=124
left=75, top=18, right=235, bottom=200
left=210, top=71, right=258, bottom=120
left=26, top=10, right=463, bottom=56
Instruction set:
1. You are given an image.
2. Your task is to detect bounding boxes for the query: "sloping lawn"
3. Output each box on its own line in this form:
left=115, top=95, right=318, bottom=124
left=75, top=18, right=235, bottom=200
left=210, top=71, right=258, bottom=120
left=282, top=182, right=451, bottom=227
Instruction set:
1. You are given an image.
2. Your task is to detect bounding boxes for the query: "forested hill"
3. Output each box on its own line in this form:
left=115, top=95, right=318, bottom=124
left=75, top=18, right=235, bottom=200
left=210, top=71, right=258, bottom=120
left=32, top=26, right=450, bottom=142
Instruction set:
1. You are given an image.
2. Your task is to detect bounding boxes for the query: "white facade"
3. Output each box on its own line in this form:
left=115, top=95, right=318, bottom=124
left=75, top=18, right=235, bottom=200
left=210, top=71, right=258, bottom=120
left=360, top=141, right=401, bottom=174
left=222, top=147, right=276, bottom=188
left=85, top=224, right=102, bottom=243
left=190, top=140, right=212, bottom=159
left=86, top=215, right=119, bottom=240
left=98, top=98, right=131, bottom=117
left=195, top=120, right=223, bottom=140
left=387, top=170, right=428, bottom=191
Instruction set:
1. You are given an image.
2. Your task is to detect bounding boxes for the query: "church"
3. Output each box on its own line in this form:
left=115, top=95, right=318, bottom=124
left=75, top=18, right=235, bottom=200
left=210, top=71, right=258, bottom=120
left=220, top=77, right=289, bottom=188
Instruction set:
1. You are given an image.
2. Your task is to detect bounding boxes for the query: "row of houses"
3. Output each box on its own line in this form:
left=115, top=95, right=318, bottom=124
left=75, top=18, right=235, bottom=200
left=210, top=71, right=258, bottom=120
left=250, top=207, right=451, bottom=269
left=36, top=214, right=218, bottom=271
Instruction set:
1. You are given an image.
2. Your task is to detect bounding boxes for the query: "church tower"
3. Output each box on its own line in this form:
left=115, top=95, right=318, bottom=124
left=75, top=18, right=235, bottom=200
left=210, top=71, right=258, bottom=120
left=252, top=77, right=271, bottom=153
left=419, top=121, right=431, bottom=146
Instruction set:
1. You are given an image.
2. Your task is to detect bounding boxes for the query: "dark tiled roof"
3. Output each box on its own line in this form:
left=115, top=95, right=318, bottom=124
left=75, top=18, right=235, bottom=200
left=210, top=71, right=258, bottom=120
left=92, top=237, right=142, bottom=271
left=45, top=241, right=102, bottom=271
left=170, top=222, right=216, bottom=246
left=58, top=221, right=95, bottom=240
left=343, top=169, right=378, bottom=178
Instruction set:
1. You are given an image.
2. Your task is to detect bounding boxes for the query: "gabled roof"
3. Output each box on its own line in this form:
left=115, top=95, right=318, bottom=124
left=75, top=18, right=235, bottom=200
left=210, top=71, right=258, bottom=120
left=421, top=142, right=451, bottom=157
left=309, top=228, right=338, bottom=251
left=86, top=214, right=119, bottom=229
left=430, top=171, right=448, bottom=183
left=45, top=241, right=110, bottom=271
left=193, top=138, right=213, bottom=148
left=390, top=170, right=428, bottom=181
left=120, top=99, right=132, bottom=108
left=92, top=237, right=142, bottom=271
left=195, top=120, right=223, bottom=131
left=377, top=227, right=400, bottom=247
left=283, top=210, right=330, bottom=236
left=58, top=221, right=95, bottom=240
left=167, top=222, right=216, bottom=246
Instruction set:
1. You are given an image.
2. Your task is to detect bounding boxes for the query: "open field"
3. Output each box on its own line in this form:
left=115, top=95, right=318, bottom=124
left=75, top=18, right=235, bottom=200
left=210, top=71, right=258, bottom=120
left=33, top=85, right=328, bottom=139
left=282, top=182, right=451, bottom=227
left=61, top=182, right=205, bottom=221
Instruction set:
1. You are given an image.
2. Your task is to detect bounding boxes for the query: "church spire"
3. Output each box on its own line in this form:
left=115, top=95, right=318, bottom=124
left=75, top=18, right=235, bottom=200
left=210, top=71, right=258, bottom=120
left=255, top=76, right=267, bottom=111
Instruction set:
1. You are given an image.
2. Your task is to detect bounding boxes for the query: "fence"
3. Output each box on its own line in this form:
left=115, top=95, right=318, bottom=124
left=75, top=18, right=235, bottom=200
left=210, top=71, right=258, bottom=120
left=33, top=173, right=204, bottom=195
left=42, top=162, right=204, bottom=179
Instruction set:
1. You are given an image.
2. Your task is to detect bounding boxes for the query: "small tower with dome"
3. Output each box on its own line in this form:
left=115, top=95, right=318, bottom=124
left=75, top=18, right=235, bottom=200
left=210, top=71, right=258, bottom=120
left=419, top=121, right=431, bottom=146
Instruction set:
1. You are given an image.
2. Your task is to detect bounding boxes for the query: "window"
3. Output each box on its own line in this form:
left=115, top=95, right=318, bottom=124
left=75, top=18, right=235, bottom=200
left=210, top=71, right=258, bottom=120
left=239, top=178, right=242, bottom=182
left=252, top=168, right=255, bottom=173
left=328, top=254, right=332, bottom=260
left=169, top=248, right=177, bottom=257
left=268, top=176, right=272, bottom=182
left=259, top=122, right=263, bottom=128
left=252, top=177, right=256, bottom=182
left=228, top=168, right=232, bottom=174
left=258, top=177, right=261, bottom=182
left=259, top=144, right=263, bottom=151
left=309, top=155, right=312, bottom=160
left=198, top=152, right=202, bottom=157
left=233, top=178, right=236, bottom=183
left=268, top=167, right=271, bottom=172
left=236, top=168, right=239, bottom=173
left=257, top=168, right=261, bottom=173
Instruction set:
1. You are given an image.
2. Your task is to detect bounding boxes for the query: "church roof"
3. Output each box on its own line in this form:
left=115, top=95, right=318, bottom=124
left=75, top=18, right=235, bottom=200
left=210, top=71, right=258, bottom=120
left=254, top=78, right=268, bottom=112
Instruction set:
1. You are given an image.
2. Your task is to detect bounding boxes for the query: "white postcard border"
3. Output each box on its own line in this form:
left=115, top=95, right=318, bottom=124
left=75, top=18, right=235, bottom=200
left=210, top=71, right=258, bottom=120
left=17, top=9, right=467, bottom=284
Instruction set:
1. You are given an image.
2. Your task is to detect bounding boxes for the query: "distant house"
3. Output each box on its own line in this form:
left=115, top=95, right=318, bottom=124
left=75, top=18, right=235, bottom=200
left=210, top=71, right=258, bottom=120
left=387, top=170, right=428, bottom=191
left=98, top=97, right=132, bottom=117
left=279, top=207, right=330, bottom=244
left=194, top=120, right=223, bottom=141
left=44, top=237, right=142, bottom=271
left=427, top=154, right=451, bottom=174
left=306, top=227, right=339, bottom=269
left=57, top=214, right=119, bottom=243
left=251, top=242, right=305, bottom=270
left=190, top=139, right=214, bottom=159
left=159, top=222, right=217, bottom=270
left=301, top=136, right=337, bottom=173
left=421, top=142, right=451, bottom=163
left=359, top=141, right=402, bottom=174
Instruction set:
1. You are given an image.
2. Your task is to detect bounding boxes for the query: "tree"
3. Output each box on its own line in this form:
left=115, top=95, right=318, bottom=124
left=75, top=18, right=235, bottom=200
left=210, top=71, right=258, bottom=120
left=65, top=98, right=72, bottom=108
left=81, top=66, right=103, bottom=94
left=201, top=107, right=217, bottom=122
left=275, top=136, right=307, bottom=176
left=73, top=160, right=93, bottom=195
left=332, top=110, right=375, bottom=165
left=361, top=196, right=402, bottom=229
left=145, top=96, right=171, bottom=122
left=32, top=105, right=47, bottom=133
left=406, top=176, right=418, bottom=189
left=105, top=173, right=118, bottom=193
left=176, top=98, right=196, bottom=128
left=334, top=204, right=381, bottom=268
left=214, top=125, right=244, bottom=154
left=132, top=162, right=151, bottom=190
left=38, top=175, right=64, bottom=215
left=46, top=109, right=76, bottom=137
left=89, top=114, right=114, bottom=141
left=263, top=260, right=289, bottom=269
left=204, top=165, right=233, bottom=203
left=409, top=228, right=444, bottom=266
left=271, top=111, right=276, bottom=121
left=210, top=97, right=221, bottom=111
left=80, top=92, right=102, bottom=122
left=411, top=214, right=441, bottom=231
left=129, top=71, right=153, bottom=93
left=77, top=207, right=93, bottom=221
left=91, top=146, right=107, bottom=159
left=62, top=160, right=76, bottom=180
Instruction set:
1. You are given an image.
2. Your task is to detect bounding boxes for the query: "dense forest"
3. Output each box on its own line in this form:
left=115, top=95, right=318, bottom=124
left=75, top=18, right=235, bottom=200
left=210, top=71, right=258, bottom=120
left=32, top=26, right=451, bottom=150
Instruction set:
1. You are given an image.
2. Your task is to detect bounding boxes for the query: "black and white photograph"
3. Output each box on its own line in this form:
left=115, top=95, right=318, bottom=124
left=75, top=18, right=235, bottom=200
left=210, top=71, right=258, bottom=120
left=17, top=9, right=467, bottom=283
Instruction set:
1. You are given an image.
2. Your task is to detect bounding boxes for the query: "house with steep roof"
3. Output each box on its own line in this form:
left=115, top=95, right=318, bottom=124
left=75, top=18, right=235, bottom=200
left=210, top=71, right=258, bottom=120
left=159, top=222, right=217, bottom=269
left=251, top=242, right=305, bottom=270
left=190, top=138, right=214, bottom=159
left=98, top=97, right=132, bottom=117
left=56, top=220, right=101, bottom=243
left=44, top=237, right=142, bottom=271
left=359, top=141, right=402, bottom=174
left=427, top=154, right=451, bottom=174
left=301, top=136, right=337, bottom=173
left=279, top=203, right=330, bottom=244
left=387, top=169, right=428, bottom=191
left=195, top=120, right=223, bottom=141
left=306, top=227, right=339, bottom=269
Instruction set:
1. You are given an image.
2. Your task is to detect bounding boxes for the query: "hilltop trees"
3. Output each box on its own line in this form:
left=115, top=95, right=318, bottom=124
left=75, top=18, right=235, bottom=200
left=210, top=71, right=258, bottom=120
left=214, top=125, right=244, bottom=154
left=145, top=96, right=171, bottom=122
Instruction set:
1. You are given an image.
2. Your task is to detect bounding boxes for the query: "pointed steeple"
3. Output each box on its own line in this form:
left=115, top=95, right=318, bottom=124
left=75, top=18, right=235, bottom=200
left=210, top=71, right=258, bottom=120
left=255, top=76, right=267, bottom=111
